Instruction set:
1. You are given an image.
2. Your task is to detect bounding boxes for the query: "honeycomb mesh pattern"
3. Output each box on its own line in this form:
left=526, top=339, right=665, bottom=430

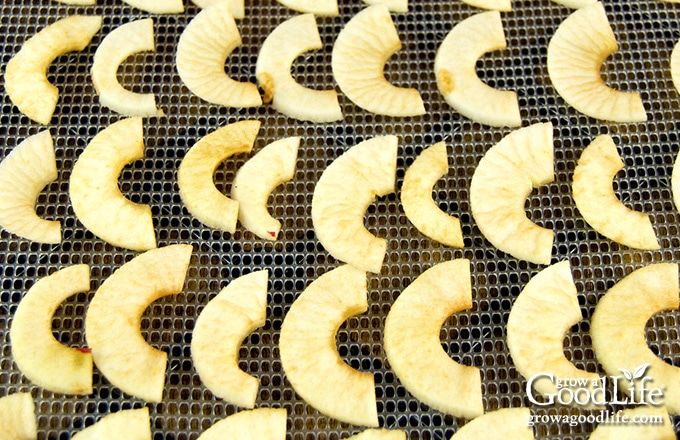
left=0, top=0, right=679, bottom=438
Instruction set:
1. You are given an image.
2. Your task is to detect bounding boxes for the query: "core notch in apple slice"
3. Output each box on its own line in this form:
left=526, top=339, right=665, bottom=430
left=311, top=135, right=397, bottom=274
left=591, top=263, right=680, bottom=414
left=547, top=2, right=646, bottom=122
left=256, top=14, right=342, bottom=123
left=190, top=0, right=245, bottom=19
left=506, top=260, right=599, bottom=404
left=69, top=117, right=156, bottom=251
left=197, top=408, right=287, bottom=439
left=451, top=408, right=533, bottom=439
left=85, top=244, right=193, bottom=402
left=434, top=11, right=520, bottom=127
left=0, top=393, right=37, bottom=440
left=384, top=259, right=484, bottom=419
left=572, top=134, right=659, bottom=250
left=91, top=18, right=164, bottom=117
left=10, top=264, right=92, bottom=395
left=332, top=4, right=425, bottom=117
left=0, top=130, right=60, bottom=244
left=192, top=270, right=268, bottom=408
left=176, top=2, right=262, bottom=108
left=4, top=15, right=102, bottom=125
left=275, top=0, right=338, bottom=16
left=279, top=265, right=378, bottom=427
left=121, top=0, right=184, bottom=13
left=469, top=122, right=554, bottom=265
left=72, top=407, right=151, bottom=440
left=231, top=137, right=299, bottom=240
left=401, top=141, right=464, bottom=248
left=177, top=120, right=261, bottom=234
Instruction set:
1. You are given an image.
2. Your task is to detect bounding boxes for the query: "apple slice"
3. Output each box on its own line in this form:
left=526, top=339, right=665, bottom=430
left=347, top=429, right=405, bottom=440
left=231, top=137, right=299, bottom=240
left=384, top=259, right=484, bottom=419
left=91, top=18, right=164, bottom=117
left=279, top=265, right=378, bottom=427
left=460, top=0, right=511, bottom=11
left=360, top=0, right=407, bottom=12
left=451, top=408, right=533, bottom=439
left=311, top=135, right=397, bottom=273
left=0, top=393, right=37, bottom=440
left=401, top=142, right=464, bottom=248
left=54, top=0, right=96, bottom=4
left=274, top=0, right=338, bottom=16
left=197, top=408, right=287, bottom=439
left=550, top=0, right=597, bottom=8
left=672, top=150, right=680, bottom=214
left=69, top=117, right=156, bottom=251
left=4, top=15, right=101, bottom=125
left=671, top=39, right=680, bottom=96
left=189, top=0, right=245, bottom=19
left=0, top=130, right=60, bottom=244
left=121, top=0, right=184, bottom=13
left=588, top=406, right=675, bottom=439
left=434, top=11, right=520, bottom=127
left=177, top=120, right=260, bottom=234
left=332, top=5, right=425, bottom=117
left=71, top=408, right=151, bottom=440
left=469, top=122, right=554, bottom=264
left=256, top=14, right=342, bottom=123
left=572, top=134, right=659, bottom=250
left=85, top=244, right=193, bottom=402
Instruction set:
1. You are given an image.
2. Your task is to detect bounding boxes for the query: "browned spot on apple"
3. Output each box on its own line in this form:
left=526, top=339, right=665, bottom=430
left=438, top=69, right=455, bottom=95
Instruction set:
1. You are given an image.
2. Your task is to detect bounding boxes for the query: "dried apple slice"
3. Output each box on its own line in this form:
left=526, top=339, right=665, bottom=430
left=256, top=14, right=342, bottom=123
left=69, top=117, right=156, bottom=251
left=231, top=137, right=299, bottom=240
left=572, top=135, right=659, bottom=250
left=189, top=0, right=245, bottom=19
left=0, top=131, right=60, bottom=244
left=192, top=270, right=268, bottom=408
left=460, top=0, right=511, bottom=11
left=71, top=408, right=151, bottom=440
left=506, top=260, right=599, bottom=402
left=279, top=265, right=378, bottom=427
left=550, top=0, right=597, bottom=8
left=176, top=2, right=262, bottom=108
left=589, top=406, right=674, bottom=440
left=591, top=263, right=680, bottom=414
left=469, top=122, right=554, bottom=264
left=400, top=142, right=464, bottom=248
left=671, top=40, right=680, bottom=96
left=4, top=15, right=102, bottom=125
left=121, top=0, right=184, bottom=13
left=383, top=259, right=484, bottom=419
left=451, top=408, right=533, bottom=439
left=85, top=244, right=193, bottom=402
left=0, top=393, right=37, bottom=440
left=348, top=429, right=405, bottom=440
left=91, top=18, right=164, bottom=117
left=275, top=0, right=338, bottom=16
left=197, top=408, right=287, bottom=439
left=55, top=0, right=96, bottom=4
left=361, top=0, right=407, bottom=12
left=547, top=2, right=646, bottom=122
left=332, top=4, right=425, bottom=117
left=311, top=135, right=397, bottom=274
left=10, top=264, right=92, bottom=395
left=177, top=120, right=260, bottom=234
left=672, top=150, right=680, bottom=213
left=434, top=11, right=520, bottom=127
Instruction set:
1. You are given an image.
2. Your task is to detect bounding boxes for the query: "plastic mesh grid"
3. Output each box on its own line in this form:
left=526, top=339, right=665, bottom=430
left=1, top=0, right=680, bottom=438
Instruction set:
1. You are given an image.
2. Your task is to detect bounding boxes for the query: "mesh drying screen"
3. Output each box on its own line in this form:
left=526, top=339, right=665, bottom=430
left=0, top=0, right=679, bottom=438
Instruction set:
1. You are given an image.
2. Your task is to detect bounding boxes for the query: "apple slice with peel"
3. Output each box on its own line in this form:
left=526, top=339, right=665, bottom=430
left=0, top=130, right=60, bottom=244
left=279, top=265, right=378, bottom=427
left=71, top=408, right=151, bottom=440
left=312, top=135, right=397, bottom=273
left=384, top=259, right=484, bottom=419
left=0, top=393, right=37, bottom=440
left=231, top=137, right=299, bottom=240
left=85, top=244, right=193, bottom=402
left=197, top=408, right=287, bottom=439
left=192, top=270, right=268, bottom=408
left=4, top=15, right=101, bottom=125
left=589, top=405, right=674, bottom=440
left=451, top=408, right=533, bottom=439
left=347, top=429, right=405, bottom=440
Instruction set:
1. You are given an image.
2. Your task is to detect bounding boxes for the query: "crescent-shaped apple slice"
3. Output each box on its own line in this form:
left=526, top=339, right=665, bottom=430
left=469, top=122, right=554, bottom=265
left=10, top=264, right=92, bottom=395
left=311, top=135, right=397, bottom=274
left=591, top=263, right=680, bottom=414
left=192, top=270, right=268, bottom=408
left=197, top=408, right=287, bottom=439
left=361, top=0, right=407, bottom=12
left=231, top=137, right=299, bottom=240
left=588, top=406, right=674, bottom=440
left=460, top=0, right=511, bottom=12
left=4, top=15, right=102, bottom=125
left=85, top=244, right=193, bottom=402
left=332, top=5, right=425, bottom=117
left=451, top=408, right=533, bottom=439
left=121, top=0, right=184, bottom=13
left=69, top=117, right=156, bottom=251
left=91, top=18, right=164, bottom=117
left=178, top=120, right=260, bottom=234
left=0, top=131, right=60, bottom=244
left=190, top=0, right=245, bottom=19
left=256, top=14, right=342, bottom=123
left=279, top=265, right=378, bottom=427
left=434, top=11, right=520, bottom=127
left=176, top=2, right=262, bottom=108
left=71, top=408, right=151, bottom=440
left=0, top=393, right=37, bottom=440
left=572, top=135, right=659, bottom=250
left=383, top=259, right=484, bottom=419
left=506, top=260, right=599, bottom=401
left=547, top=2, right=646, bottom=122
left=275, top=0, right=338, bottom=16
left=347, top=429, right=405, bottom=440
left=401, top=142, right=464, bottom=248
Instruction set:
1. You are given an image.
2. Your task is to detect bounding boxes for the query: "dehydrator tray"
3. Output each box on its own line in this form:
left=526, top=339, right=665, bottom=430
left=1, top=0, right=680, bottom=438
